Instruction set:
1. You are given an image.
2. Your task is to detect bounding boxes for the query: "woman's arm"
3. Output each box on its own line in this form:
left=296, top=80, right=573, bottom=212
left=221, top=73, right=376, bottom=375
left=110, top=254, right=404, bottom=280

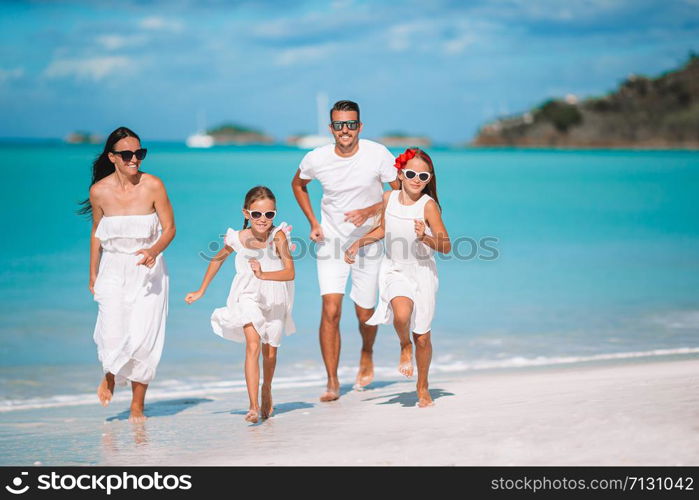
left=136, top=175, right=176, bottom=267
left=417, top=200, right=451, bottom=254
left=184, top=245, right=234, bottom=303
left=251, top=231, right=295, bottom=281
left=88, top=187, right=104, bottom=294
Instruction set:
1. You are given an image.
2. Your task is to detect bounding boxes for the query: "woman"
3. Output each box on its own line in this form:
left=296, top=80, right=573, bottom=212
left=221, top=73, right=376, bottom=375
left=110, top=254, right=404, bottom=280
left=79, top=126, right=175, bottom=422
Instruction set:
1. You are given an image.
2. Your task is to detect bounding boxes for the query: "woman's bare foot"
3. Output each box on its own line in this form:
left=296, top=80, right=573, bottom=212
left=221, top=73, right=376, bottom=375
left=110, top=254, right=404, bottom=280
left=129, top=406, right=147, bottom=423
left=320, top=383, right=340, bottom=402
left=97, top=374, right=115, bottom=407
left=417, top=388, right=434, bottom=407
left=399, top=343, right=414, bottom=377
left=354, top=350, right=374, bottom=390
left=261, top=385, right=274, bottom=419
left=245, top=408, right=259, bottom=423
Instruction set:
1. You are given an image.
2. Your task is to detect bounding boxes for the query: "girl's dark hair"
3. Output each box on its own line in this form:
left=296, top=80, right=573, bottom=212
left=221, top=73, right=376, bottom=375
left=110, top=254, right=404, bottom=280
left=242, top=186, right=276, bottom=229
left=77, top=126, right=140, bottom=216
left=402, top=148, right=441, bottom=211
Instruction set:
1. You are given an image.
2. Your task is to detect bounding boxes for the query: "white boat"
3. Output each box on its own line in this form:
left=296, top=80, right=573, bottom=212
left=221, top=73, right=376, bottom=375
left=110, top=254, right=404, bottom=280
left=186, top=133, right=214, bottom=148
left=293, top=92, right=333, bottom=149
left=186, top=110, right=215, bottom=148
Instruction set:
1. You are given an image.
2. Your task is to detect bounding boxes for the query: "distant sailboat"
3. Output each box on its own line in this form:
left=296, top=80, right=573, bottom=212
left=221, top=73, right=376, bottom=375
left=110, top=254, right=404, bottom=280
left=186, top=110, right=214, bottom=148
left=294, top=93, right=333, bottom=149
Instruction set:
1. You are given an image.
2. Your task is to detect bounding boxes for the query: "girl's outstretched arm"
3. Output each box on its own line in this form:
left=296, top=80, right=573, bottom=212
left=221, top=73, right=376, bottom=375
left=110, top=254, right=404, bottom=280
left=250, top=230, right=295, bottom=281
left=184, top=245, right=234, bottom=303
left=418, top=200, right=451, bottom=254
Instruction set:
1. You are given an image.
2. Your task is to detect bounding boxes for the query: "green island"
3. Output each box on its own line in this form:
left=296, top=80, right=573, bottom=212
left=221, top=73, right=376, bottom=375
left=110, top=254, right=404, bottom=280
left=473, top=54, right=699, bottom=149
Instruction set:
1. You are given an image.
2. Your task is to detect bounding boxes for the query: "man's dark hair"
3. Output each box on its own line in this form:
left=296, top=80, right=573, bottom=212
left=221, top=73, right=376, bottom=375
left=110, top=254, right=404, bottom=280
left=330, top=100, right=360, bottom=122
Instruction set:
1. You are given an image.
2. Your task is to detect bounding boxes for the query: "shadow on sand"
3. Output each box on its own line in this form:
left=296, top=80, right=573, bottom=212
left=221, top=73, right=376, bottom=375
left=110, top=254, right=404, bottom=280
left=225, top=401, right=316, bottom=426
left=351, top=380, right=398, bottom=392
left=106, top=398, right=213, bottom=422
left=226, top=401, right=315, bottom=416
left=362, top=388, right=454, bottom=407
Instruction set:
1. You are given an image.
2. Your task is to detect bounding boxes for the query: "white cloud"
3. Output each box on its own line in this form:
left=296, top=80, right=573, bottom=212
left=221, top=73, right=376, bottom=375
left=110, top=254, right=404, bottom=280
left=275, top=44, right=335, bottom=67
left=0, top=67, right=24, bottom=83
left=480, top=0, right=624, bottom=22
left=443, top=34, right=477, bottom=55
left=139, top=16, right=183, bottom=32
left=43, top=57, right=133, bottom=81
left=387, top=22, right=428, bottom=52
left=96, top=34, right=148, bottom=50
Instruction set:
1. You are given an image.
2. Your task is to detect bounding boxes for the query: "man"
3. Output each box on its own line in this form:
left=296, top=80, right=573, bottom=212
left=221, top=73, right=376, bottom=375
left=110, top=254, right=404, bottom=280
left=292, top=100, right=400, bottom=402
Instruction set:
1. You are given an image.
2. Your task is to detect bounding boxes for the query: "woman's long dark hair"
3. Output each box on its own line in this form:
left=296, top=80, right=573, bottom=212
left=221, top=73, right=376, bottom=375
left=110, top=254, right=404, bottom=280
left=77, top=126, right=140, bottom=216
left=242, top=186, right=276, bottom=229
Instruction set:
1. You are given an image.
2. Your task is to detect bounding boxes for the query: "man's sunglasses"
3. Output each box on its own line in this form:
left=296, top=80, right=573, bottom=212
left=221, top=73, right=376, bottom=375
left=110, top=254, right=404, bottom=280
left=112, top=148, right=148, bottom=162
left=403, top=169, right=432, bottom=183
left=330, top=120, right=359, bottom=131
left=246, top=209, right=277, bottom=220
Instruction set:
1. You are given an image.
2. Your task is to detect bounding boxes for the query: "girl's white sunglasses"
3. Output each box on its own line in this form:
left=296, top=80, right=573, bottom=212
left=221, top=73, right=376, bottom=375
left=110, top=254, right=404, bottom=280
left=402, top=169, right=431, bottom=183
left=245, top=209, right=276, bottom=220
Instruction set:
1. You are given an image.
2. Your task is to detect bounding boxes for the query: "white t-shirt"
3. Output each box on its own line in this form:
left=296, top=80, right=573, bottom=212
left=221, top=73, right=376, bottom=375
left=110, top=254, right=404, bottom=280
left=299, top=139, right=396, bottom=241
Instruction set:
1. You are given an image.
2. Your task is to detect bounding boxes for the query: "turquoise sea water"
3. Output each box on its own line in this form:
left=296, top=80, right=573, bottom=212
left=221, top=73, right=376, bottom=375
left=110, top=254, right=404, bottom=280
left=1, top=143, right=698, bottom=410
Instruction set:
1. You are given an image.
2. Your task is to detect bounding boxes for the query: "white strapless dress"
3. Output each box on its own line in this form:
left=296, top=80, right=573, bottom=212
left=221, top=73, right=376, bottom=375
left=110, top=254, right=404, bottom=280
left=92, top=212, right=168, bottom=385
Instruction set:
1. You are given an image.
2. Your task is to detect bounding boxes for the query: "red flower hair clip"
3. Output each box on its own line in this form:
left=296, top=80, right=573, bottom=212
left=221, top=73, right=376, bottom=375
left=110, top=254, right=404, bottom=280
left=394, top=148, right=417, bottom=170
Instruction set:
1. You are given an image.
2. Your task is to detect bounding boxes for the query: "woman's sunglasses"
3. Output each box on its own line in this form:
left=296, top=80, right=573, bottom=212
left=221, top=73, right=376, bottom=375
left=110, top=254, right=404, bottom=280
left=330, top=120, right=359, bottom=131
left=112, top=148, right=148, bottom=162
left=402, top=169, right=432, bottom=183
left=246, top=209, right=276, bottom=220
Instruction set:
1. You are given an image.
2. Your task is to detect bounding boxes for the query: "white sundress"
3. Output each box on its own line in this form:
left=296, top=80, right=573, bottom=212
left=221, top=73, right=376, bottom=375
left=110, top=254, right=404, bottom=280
left=367, top=191, right=439, bottom=334
left=210, top=223, right=295, bottom=347
left=93, top=212, right=168, bottom=385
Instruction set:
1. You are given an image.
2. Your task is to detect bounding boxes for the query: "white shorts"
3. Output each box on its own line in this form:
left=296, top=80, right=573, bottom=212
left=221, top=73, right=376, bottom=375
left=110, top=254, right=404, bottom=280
left=315, top=236, right=383, bottom=309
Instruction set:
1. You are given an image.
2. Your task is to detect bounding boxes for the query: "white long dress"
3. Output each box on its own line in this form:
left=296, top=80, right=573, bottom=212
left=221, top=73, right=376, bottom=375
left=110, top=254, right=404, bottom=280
left=367, top=191, right=439, bottom=334
left=92, top=212, right=168, bottom=385
left=210, top=223, right=295, bottom=347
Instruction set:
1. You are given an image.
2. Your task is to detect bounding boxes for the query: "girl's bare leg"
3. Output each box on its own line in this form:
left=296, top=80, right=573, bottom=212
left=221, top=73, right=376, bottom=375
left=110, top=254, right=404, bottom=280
left=413, top=331, right=433, bottom=407
left=261, top=343, right=278, bottom=419
left=97, top=372, right=115, bottom=407
left=130, top=381, right=148, bottom=422
left=391, top=296, right=414, bottom=377
left=243, top=324, right=261, bottom=423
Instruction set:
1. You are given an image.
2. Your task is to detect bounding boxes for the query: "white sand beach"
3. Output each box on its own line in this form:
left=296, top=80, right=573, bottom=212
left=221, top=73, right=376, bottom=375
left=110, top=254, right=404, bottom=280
left=2, top=356, right=697, bottom=466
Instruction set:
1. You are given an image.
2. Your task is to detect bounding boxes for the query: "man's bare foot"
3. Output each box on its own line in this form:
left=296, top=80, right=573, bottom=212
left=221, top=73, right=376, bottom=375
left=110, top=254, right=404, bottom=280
left=245, top=408, right=259, bottom=423
left=399, top=343, right=414, bottom=377
left=97, top=374, right=115, bottom=407
left=320, top=384, right=340, bottom=402
left=128, top=407, right=147, bottom=423
left=417, top=388, right=434, bottom=407
left=261, top=385, right=274, bottom=419
left=354, top=350, right=374, bottom=390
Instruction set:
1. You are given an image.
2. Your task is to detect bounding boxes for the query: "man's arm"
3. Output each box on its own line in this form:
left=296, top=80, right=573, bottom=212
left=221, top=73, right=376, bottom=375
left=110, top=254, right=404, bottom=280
left=344, top=179, right=400, bottom=227
left=291, top=168, right=324, bottom=242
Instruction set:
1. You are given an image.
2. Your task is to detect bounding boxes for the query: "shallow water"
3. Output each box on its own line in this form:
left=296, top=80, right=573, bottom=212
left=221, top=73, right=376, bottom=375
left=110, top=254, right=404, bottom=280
left=1, top=142, right=698, bottom=410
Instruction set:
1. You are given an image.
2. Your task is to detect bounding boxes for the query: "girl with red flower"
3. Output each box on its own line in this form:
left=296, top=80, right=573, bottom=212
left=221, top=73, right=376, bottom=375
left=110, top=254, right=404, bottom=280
left=344, top=148, right=451, bottom=407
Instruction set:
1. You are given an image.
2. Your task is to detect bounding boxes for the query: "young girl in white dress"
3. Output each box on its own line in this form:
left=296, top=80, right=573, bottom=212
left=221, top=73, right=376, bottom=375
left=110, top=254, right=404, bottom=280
left=185, top=186, right=295, bottom=423
left=345, top=148, right=450, bottom=407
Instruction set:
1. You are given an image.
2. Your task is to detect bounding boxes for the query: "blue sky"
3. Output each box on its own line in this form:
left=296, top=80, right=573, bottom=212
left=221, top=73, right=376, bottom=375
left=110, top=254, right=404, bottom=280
left=1, top=0, right=698, bottom=143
